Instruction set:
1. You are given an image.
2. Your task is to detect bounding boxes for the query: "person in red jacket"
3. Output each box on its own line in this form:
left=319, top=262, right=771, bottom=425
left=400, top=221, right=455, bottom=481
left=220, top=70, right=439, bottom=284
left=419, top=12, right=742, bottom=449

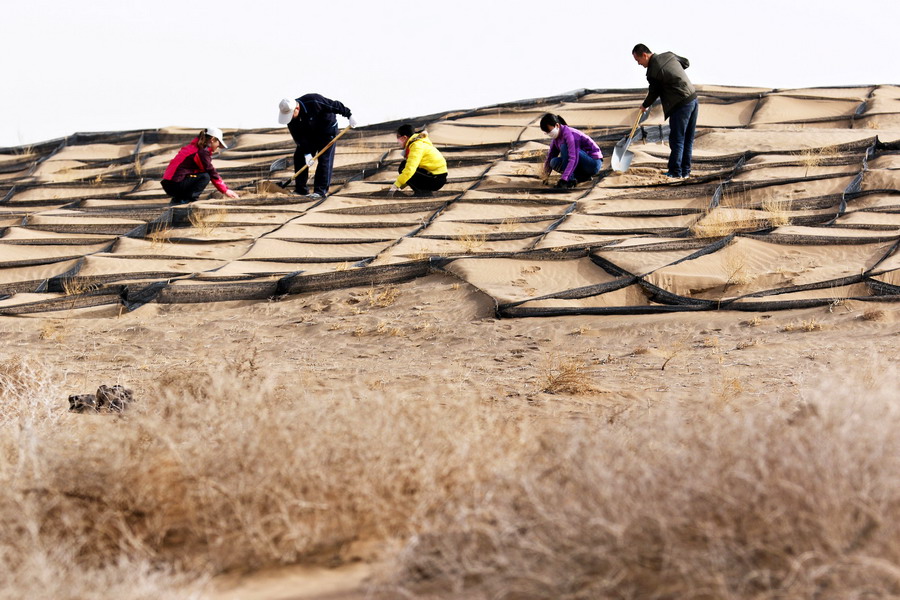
left=161, top=127, right=240, bottom=204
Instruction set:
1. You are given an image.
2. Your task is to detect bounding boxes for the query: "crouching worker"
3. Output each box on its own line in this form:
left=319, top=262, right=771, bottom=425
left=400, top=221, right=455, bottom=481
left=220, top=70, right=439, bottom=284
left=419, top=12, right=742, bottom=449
left=540, top=114, right=602, bottom=189
left=389, top=124, right=448, bottom=197
left=161, top=127, right=239, bottom=204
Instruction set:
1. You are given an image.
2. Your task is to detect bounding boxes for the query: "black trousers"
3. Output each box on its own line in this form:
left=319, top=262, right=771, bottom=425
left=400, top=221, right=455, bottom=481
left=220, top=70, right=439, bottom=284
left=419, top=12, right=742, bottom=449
left=398, top=160, right=447, bottom=194
left=161, top=173, right=210, bottom=204
left=293, top=128, right=337, bottom=196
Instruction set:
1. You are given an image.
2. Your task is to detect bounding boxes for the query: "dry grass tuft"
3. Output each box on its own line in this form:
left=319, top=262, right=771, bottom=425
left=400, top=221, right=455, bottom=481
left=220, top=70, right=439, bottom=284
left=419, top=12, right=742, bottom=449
left=660, top=337, right=689, bottom=370
left=147, top=224, right=172, bottom=248
left=39, top=320, right=67, bottom=341
left=365, top=285, right=399, bottom=308
left=1, top=356, right=899, bottom=599
left=456, top=233, right=487, bottom=253
left=782, top=318, right=825, bottom=332
left=762, top=195, right=792, bottom=227
left=860, top=309, right=885, bottom=322
left=742, top=316, right=763, bottom=327
left=722, top=247, right=753, bottom=291
left=735, top=338, right=759, bottom=350
left=691, top=207, right=747, bottom=238
left=61, top=278, right=100, bottom=296
left=188, top=208, right=227, bottom=236
left=393, top=368, right=900, bottom=599
left=796, top=145, right=836, bottom=177
left=541, top=357, right=595, bottom=395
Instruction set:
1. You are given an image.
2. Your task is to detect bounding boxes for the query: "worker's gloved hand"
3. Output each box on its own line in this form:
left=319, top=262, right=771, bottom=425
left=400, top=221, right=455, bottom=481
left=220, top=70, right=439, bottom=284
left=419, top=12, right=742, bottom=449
left=555, top=178, right=577, bottom=189
left=349, top=116, right=358, bottom=128
left=388, top=184, right=399, bottom=196
left=304, top=154, right=316, bottom=168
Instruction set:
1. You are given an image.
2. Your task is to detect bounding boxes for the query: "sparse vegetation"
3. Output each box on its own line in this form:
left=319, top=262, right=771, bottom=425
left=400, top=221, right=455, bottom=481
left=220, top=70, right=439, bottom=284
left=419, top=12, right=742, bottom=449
left=660, top=337, right=689, bottom=370
left=365, top=285, right=399, bottom=308
left=147, top=224, right=172, bottom=248
left=762, top=194, right=792, bottom=227
left=782, top=318, right=825, bottom=332
left=742, top=316, right=763, bottom=327
left=456, top=232, right=487, bottom=253
left=861, top=309, right=885, bottom=321
left=61, top=277, right=99, bottom=296
left=541, top=356, right=595, bottom=394
left=796, top=145, right=836, bottom=177
left=187, top=208, right=227, bottom=236
left=722, top=246, right=753, bottom=292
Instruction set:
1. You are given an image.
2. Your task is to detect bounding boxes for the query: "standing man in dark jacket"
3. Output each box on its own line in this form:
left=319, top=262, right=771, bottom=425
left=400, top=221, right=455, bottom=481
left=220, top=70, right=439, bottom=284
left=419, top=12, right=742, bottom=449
left=277, top=93, right=357, bottom=198
left=632, top=43, right=698, bottom=179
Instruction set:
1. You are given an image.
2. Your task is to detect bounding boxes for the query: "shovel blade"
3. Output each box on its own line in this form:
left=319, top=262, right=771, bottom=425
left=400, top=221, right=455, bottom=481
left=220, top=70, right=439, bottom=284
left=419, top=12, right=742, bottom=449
left=611, top=143, right=634, bottom=173
left=269, top=157, right=289, bottom=172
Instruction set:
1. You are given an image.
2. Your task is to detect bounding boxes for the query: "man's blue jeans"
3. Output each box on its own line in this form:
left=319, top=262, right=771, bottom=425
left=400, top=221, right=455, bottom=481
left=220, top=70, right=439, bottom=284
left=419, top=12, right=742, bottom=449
left=549, top=143, right=602, bottom=182
left=668, top=98, right=699, bottom=177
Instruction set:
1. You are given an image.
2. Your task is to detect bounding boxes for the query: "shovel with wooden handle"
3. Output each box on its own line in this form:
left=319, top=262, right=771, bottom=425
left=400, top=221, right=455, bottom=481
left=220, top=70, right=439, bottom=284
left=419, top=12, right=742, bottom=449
left=276, top=125, right=354, bottom=189
left=611, top=109, right=650, bottom=173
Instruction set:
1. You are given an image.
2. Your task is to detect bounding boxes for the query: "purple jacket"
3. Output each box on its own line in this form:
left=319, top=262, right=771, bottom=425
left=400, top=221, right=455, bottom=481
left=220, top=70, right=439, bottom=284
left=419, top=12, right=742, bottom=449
left=544, top=124, right=602, bottom=181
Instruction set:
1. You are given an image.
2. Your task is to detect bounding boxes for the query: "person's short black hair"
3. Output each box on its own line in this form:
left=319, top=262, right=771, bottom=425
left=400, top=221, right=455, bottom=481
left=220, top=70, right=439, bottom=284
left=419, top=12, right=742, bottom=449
left=539, top=113, right=567, bottom=133
left=396, top=124, right=414, bottom=138
left=632, top=43, right=651, bottom=56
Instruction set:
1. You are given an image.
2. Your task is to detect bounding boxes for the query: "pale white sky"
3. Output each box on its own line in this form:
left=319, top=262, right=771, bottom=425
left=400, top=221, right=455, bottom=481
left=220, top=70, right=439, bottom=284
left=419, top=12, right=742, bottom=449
left=1, top=0, right=897, bottom=148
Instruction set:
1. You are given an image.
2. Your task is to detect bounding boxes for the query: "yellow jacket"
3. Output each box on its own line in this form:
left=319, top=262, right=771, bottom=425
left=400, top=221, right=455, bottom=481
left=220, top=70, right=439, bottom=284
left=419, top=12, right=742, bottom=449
left=395, top=132, right=448, bottom=188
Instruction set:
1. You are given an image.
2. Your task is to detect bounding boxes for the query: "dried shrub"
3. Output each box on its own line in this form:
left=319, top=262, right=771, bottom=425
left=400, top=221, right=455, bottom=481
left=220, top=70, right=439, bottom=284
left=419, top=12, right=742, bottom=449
left=541, top=357, right=594, bottom=395
left=860, top=309, right=885, bottom=322
left=393, top=370, right=900, bottom=599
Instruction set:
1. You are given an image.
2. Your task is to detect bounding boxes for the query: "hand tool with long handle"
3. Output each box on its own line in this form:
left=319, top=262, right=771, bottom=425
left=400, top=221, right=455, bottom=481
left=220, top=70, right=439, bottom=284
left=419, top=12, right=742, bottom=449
left=611, top=109, right=649, bottom=173
left=277, top=125, right=353, bottom=188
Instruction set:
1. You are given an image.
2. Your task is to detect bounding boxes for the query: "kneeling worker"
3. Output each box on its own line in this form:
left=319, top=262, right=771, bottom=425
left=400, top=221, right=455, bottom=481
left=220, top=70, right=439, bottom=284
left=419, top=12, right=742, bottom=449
left=389, top=124, right=448, bottom=197
left=161, top=127, right=239, bottom=204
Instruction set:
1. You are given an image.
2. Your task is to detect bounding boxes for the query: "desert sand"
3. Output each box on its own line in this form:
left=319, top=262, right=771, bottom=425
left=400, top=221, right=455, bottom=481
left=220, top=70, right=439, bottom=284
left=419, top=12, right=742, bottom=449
left=0, top=84, right=899, bottom=599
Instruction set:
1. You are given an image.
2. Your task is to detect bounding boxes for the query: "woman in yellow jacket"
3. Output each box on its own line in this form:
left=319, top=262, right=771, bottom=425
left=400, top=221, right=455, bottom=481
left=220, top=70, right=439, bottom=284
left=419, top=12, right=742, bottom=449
left=389, top=124, right=448, bottom=197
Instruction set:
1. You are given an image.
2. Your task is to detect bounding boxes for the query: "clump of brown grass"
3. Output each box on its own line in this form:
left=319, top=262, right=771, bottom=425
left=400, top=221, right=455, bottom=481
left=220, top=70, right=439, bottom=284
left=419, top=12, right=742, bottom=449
left=691, top=207, right=746, bottom=238
left=762, top=195, right=792, bottom=227
left=147, top=224, right=172, bottom=248
left=0, top=360, right=525, bottom=591
left=735, top=338, right=759, bottom=350
left=188, top=208, right=227, bottom=236
left=796, top=145, right=836, bottom=177
left=722, top=247, right=753, bottom=292
left=392, top=367, right=900, bottom=599
left=456, top=233, right=487, bottom=253
left=38, top=320, right=67, bottom=341
left=742, top=316, right=763, bottom=327
left=860, top=309, right=885, bottom=322
left=541, top=357, right=594, bottom=394
left=365, top=285, right=399, bottom=308
left=61, top=277, right=100, bottom=296
left=782, top=318, right=825, bottom=332
left=499, top=217, right=521, bottom=234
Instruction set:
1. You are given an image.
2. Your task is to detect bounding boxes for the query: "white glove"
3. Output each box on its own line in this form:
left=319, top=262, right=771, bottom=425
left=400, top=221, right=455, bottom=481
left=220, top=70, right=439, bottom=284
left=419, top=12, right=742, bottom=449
left=304, top=154, right=316, bottom=168
left=388, top=184, right=399, bottom=196
left=349, top=116, right=358, bottom=128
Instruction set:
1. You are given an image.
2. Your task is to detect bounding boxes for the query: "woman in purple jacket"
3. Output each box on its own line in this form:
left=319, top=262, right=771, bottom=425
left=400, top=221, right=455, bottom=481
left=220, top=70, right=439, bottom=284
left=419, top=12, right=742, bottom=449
left=540, top=114, right=603, bottom=189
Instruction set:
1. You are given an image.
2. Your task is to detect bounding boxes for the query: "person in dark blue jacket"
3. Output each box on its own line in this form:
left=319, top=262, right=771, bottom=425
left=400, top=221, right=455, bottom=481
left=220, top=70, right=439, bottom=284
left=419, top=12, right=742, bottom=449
left=277, top=94, right=357, bottom=198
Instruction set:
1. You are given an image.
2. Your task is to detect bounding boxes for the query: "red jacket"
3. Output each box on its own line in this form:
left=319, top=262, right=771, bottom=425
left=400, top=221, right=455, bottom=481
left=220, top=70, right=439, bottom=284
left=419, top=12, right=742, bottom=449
left=162, top=138, right=229, bottom=194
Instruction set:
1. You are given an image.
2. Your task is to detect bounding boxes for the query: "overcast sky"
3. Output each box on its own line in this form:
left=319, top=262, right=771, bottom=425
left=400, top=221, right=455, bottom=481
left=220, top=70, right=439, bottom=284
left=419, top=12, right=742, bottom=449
left=2, top=0, right=897, bottom=148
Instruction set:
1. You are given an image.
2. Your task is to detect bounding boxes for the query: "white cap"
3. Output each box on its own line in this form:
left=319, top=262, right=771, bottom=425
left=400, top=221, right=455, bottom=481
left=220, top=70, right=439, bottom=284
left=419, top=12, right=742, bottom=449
left=205, top=127, right=228, bottom=149
left=278, top=98, right=298, bottom=124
